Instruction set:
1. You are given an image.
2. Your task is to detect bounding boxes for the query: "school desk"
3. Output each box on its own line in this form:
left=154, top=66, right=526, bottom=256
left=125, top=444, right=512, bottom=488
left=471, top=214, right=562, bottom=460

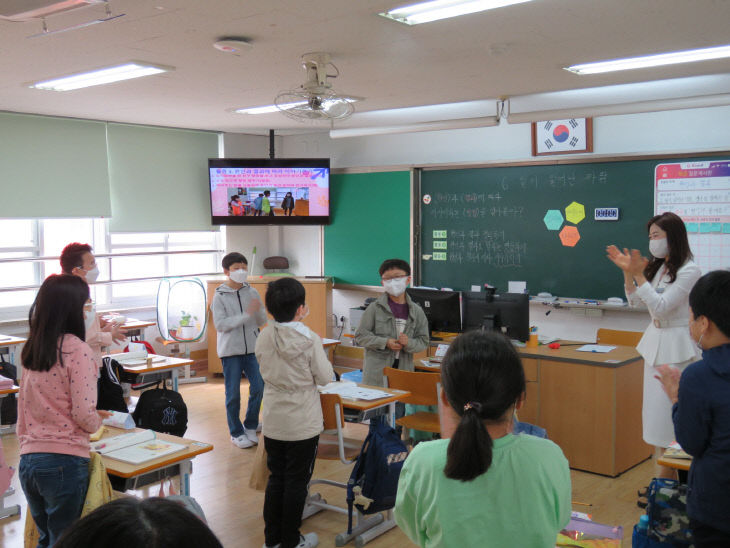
left=657, top=454, right=691, bottom=472
left=206, top=276, right=333, bottom=374
left=305, top=384, right=410, bottom=547
left=108, top=353, right=194, bottom=392
left=417, top=339, right=650, bottom=476
left=0, top=334, right=25, bottom=361
left=98, top=426, right=213, bottom=497
left=121, top=318, right=157, bottom=340
left=0, top=384, right=20, bottom=518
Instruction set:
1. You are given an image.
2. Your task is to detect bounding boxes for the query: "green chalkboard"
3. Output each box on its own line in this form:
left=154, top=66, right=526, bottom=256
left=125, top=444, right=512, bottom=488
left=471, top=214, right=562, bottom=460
left=325, top=171, right=411, bottom=285
left=419, top=155, right=722, bottom=299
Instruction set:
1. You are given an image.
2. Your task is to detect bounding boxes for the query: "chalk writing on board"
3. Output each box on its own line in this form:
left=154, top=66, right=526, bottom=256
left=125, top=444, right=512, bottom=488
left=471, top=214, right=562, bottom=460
left=429, top=206, right=525, bottom=219
left=434, top=229, right=527, bottom=268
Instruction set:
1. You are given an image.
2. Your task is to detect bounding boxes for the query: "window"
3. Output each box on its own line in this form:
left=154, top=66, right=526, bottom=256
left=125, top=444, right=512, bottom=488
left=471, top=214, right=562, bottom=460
left=0, top=218, right=221, bottom=318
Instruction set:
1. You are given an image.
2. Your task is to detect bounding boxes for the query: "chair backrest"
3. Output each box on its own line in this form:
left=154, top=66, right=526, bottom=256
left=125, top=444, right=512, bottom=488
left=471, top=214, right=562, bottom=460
left=383, top=368, right=441, bottom=406
left=596, top=328, right=643, bottom=347
left=320, top=393, right=345, bottom=430
left=263, top=256, right=289, bottom=270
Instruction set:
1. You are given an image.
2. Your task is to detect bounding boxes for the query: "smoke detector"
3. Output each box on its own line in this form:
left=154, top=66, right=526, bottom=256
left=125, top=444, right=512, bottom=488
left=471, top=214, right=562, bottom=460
left=213, top=38, right=252, bottom=55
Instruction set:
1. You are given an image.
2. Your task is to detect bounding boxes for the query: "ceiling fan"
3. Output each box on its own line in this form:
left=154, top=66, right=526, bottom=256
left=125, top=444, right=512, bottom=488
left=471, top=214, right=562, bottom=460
left=275, top=52, right=363, bottom=121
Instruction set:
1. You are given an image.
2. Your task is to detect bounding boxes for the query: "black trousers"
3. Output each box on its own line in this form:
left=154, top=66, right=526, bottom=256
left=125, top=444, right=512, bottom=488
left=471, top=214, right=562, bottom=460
left=263, top=435, right=319, bottom=548
left=691, top=519, right=730, bottom=548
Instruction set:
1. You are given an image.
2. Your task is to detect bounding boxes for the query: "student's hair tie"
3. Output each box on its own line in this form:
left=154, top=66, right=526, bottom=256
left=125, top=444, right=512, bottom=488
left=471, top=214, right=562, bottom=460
left=463, top=401, right=482, bottom=413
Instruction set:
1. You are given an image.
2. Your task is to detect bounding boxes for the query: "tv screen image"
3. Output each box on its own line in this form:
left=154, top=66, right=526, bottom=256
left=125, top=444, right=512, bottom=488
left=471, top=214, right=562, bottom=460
left=208, top=158, right=330, bottom=225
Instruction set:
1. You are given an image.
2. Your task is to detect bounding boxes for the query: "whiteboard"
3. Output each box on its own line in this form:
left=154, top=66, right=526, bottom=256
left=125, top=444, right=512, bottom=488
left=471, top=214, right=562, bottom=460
left=655, top=160, right=730, bottom=272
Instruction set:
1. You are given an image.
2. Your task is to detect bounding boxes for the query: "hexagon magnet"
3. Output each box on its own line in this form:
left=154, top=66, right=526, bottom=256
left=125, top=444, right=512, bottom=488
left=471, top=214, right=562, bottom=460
left=559, top=225, right=581, bottom=247
left=543, top=209, right=564, bottom=231
left=565, top=201, right=585, bottom=224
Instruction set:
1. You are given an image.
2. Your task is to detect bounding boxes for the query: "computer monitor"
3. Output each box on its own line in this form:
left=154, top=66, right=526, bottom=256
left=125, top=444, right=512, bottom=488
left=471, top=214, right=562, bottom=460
left=462, top=291, right=529, bottom=342
left=406, top=288, right=462, bottom=340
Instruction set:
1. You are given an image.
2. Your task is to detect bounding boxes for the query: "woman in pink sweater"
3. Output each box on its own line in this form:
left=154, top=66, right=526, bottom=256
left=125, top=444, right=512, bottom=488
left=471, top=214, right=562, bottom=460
left=18, top=274, right=110, bottom=548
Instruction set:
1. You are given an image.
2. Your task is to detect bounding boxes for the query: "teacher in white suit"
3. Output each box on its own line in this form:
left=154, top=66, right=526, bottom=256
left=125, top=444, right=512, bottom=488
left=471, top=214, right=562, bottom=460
left=607, top=212, right=701, bottom=477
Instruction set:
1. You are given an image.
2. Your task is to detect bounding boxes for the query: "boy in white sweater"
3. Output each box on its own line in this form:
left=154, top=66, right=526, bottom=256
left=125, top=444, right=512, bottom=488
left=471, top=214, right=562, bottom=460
left=256, top=277, right=333, bottom=548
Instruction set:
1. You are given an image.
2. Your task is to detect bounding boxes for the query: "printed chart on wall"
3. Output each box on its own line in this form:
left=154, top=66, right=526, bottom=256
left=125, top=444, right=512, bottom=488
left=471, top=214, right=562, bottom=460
left=655, top=160, right=730, bottom=272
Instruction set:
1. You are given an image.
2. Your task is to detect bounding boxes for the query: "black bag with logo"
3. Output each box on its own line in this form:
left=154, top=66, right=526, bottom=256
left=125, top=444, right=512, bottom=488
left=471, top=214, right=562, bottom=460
left=132, top=382, right=188, bottom=437
left=0, top=356, right=18, bottom=425
left=97, top=357, right=129, bottom=413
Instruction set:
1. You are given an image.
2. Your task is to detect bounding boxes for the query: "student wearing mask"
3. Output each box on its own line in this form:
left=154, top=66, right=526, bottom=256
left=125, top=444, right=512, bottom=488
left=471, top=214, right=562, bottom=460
left=60, top=243, right=127, bottom=364
left=281, top=192, right=295, bottom=216
left=210, top=252, right=267, bottom=449
left=394, top=330, right=571, bottom=548
left=254, top=194, right=264, bottom=216
left=656, top=270, right=730, bottom=547
left=262, top=190, right=274, bottom=216
left=230, top=195, right=244, bottom=216
left=606, top=212, right=701, bottom=476
left=355, top=259, right=429, bottom=387
left=18, top=275, right=112, bottom=547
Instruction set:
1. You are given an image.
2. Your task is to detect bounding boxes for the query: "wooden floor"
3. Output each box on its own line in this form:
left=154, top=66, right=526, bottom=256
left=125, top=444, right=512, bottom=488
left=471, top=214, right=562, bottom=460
left=1, top=377, right=652, bottom=547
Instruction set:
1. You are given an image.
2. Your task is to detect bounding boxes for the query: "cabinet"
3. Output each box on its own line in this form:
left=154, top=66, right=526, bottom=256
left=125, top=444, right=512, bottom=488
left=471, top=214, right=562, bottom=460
left=207, top=277, right=333, bottom=374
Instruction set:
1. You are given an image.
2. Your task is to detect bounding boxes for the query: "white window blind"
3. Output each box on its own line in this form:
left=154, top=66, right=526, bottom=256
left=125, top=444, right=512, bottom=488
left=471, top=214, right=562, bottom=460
left=0, top=112, right=111, bottom=218
left=107, top=123, right=219, bottom=232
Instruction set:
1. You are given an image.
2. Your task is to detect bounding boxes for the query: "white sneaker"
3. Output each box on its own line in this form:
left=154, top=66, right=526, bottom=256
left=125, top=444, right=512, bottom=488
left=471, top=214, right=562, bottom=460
left=244, top=428, right=259, bottom=444
left=296, top=533, right=318, bottom=548
left=231, top=434, right=254, bottom=449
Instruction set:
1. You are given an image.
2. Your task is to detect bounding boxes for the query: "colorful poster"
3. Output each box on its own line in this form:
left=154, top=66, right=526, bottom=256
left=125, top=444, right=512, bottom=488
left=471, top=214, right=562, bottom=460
left=655, top=161, right=730, bottom=272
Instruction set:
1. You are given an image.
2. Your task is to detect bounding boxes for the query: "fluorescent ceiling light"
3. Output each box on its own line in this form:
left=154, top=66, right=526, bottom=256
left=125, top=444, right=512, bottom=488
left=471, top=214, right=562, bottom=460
left=565, top=44, right=730, bottom=75
left=330, top=116, right=500, bottom=138
left=380, top=0, right=532, bottom=25
left=30, top=62, right=172, bottom=91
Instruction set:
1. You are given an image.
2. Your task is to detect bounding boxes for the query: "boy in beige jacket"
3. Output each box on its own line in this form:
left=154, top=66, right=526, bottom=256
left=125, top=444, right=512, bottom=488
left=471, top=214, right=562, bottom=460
left=256, top=277, right=334, bottom=548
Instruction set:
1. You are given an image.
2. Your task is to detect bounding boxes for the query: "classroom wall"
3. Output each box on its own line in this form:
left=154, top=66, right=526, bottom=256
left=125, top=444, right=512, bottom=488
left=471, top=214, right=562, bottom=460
left=272, top=103, right=730, bottom=340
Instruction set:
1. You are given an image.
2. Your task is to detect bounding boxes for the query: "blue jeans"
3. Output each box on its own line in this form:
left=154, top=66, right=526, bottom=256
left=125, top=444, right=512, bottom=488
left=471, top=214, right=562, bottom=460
left=19, top=453, right=89, bottom=548
left=222, top=353, right=264, bottom=437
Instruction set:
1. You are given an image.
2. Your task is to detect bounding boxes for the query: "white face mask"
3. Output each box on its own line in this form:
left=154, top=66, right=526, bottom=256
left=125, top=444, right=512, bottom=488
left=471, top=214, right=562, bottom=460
left=649, top=238, right=669, bottom=259
left=80, top=264, right=99, bottom=284
left=383, top=276, right=408, bottom=297
left=84, top=304, right=95, bottom=332
left=229, top=269, right=248, bottom=284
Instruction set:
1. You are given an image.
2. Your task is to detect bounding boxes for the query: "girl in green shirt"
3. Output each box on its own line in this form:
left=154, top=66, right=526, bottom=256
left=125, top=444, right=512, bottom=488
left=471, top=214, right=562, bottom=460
left=394, top=331, right=572, bottom=548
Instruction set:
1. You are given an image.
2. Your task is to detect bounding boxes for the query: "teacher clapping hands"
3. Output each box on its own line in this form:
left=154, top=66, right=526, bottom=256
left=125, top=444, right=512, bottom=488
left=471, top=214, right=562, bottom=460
left=606, top=212, right=701, bottom=478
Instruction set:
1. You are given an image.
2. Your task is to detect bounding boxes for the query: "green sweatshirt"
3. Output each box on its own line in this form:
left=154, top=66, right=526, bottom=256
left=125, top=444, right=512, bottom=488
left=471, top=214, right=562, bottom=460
left=394, top=435, right=571, bottom=548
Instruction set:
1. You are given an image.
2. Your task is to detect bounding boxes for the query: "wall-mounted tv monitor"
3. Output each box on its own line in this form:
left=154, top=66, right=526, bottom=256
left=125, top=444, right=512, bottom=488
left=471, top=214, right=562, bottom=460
left=208, top=158, right=330, bottom=225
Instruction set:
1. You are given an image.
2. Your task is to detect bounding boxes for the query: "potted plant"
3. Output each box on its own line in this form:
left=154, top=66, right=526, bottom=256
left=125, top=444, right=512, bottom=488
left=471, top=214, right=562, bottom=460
left=178, top=310, right=198, bottom=340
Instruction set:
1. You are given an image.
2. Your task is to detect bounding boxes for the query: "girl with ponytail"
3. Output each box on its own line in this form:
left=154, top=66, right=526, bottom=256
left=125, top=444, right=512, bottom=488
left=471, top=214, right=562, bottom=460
left=394, top=330, right=571, bottom=547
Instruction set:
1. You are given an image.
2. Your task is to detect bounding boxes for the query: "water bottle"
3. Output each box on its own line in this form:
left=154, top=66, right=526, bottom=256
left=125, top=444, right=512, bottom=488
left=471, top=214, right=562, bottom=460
left=636, top=514, right=650, bottom=534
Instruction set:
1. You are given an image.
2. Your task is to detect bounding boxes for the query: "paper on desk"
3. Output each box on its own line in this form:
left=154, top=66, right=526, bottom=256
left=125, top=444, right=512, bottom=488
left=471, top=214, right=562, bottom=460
left=434, top=344, right=449, bottom=357
left=102, top=411, right=136, bottom=430
left=576, top=344, right=616, bottom=353
left=508, top=281, right=527, bottom=294
left=420, top=360, right=440, bottom=369
left=319, top=381, right=390, bottom=401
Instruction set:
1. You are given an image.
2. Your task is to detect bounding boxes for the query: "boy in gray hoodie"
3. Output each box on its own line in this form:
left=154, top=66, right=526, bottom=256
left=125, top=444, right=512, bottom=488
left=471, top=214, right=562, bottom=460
left=211, top=252, right=268, bottom=449
left=256, top=277, right=333, bottom=548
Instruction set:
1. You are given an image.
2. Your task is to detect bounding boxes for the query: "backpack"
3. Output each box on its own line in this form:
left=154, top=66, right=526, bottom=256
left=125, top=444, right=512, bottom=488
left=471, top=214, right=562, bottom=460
left=97, top=357, right=129, bottom=413
left=633, top=478, right=694, bottom=547
left=346, top=416, right=408, bottom=534
left=0, top=357, right=17, bottom=425
left=132, top=382, right=188, bottom=437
